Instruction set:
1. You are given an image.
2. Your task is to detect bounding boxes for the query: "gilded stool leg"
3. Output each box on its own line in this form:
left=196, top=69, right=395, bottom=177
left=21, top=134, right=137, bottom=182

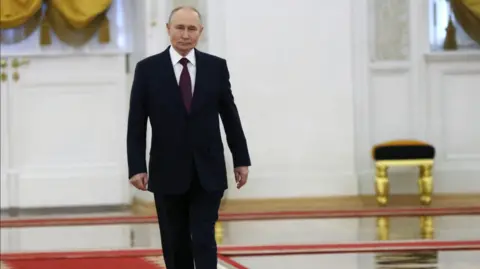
left=215, top=221, right=223, bottom=245
left=375, top=165, right=389, bottom=206
left=376, top=216, right=390, bottom=240
left=418, top=164, right=433, bottom=205
left=420, top=216, right=434, bottom=239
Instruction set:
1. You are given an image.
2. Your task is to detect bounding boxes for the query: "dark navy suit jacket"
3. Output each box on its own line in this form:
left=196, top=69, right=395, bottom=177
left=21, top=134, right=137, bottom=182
left=127, top=47, right=251, bottom=194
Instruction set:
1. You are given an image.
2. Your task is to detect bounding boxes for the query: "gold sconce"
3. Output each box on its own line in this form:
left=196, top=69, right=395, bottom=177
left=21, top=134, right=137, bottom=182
left=11, top=58, right=30, bottom=68
left=1, top=72, right=7, bottom=82
left=12, top=72, right=20, bottom=82
left=9, top=58, right=30, bottom=83
left=1, top=59, right=8, bottom=82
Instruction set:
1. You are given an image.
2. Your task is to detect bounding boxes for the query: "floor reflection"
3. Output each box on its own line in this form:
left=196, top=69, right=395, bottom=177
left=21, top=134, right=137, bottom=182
left=374, top=216, right=434, bottom=241
left=374, top=216, right=437, bottom=267
left=230, top=251, right=480, bottom=269
left=1, top=215, right=479, bottom=268
left=376, top=251, right=437, bottom=268
left=1, top=216, right=479, bottom=251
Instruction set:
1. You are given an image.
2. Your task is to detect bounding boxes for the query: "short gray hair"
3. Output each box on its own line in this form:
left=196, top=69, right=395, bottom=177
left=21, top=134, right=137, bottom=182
left=168, top=6, right=202, bottom=24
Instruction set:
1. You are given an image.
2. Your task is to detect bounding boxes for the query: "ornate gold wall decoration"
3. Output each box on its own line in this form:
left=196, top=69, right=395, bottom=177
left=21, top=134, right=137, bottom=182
left=372, top=0, right=410, bottom=61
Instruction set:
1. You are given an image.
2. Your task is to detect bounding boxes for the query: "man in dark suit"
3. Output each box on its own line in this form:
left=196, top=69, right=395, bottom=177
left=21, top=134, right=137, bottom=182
left=127, top=6, right=251, bottom=269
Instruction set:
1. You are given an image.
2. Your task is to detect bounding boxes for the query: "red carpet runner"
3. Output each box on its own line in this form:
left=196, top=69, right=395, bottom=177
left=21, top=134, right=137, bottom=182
left=1, top=255, right=246, bottom=269
left=1, top=256, right=165, bottom=269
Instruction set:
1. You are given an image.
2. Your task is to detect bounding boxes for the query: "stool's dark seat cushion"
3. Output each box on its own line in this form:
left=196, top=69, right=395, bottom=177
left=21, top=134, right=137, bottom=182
left=372, top=140, right=435, bottom=161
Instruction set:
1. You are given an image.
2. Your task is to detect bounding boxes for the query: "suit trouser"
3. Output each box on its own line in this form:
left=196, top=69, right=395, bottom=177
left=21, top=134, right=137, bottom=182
left=153, top=166, right=224, bottom=269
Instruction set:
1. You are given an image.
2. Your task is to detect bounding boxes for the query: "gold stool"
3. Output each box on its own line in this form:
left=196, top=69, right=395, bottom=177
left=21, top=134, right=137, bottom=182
left=372, top=140, right=435, bottom=206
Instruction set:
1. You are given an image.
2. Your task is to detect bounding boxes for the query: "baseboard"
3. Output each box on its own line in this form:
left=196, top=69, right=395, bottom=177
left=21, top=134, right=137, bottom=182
left=2, top=167, right=130, bottom=208
left=0, top=204, right=131, bottom=217
left=131, top=193, right=480, bottom=215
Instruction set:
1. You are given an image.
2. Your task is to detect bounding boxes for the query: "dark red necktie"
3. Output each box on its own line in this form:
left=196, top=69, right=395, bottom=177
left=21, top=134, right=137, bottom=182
left=179, top=58, right=192, bottom=112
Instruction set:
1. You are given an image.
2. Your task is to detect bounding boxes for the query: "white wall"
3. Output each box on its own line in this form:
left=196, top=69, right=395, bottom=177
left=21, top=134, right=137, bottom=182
left=207, top=0, right=358, bottom=199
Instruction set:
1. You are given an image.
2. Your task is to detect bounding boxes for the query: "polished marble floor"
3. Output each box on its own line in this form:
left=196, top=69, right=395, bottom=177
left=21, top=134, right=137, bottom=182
left=1, top=214, right=479, bottom=268
left=230, top=251, right=480, bottom=269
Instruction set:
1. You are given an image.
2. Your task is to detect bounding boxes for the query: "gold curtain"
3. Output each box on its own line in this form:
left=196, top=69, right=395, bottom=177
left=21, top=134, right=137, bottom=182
left=451, top=0, right=480, bottom=46
left=41, top=0, right=113, bottom=46
left=0, top=0, right=43, bottom=44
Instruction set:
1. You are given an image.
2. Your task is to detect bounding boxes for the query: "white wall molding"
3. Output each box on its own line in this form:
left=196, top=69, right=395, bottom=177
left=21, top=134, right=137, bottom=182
left=409, top=0, right=430, bottom=141
left=352, top=0, right=372, bottom=176
left=1, top=58, right=11, bottom=209
left=426, top=63, right=480, bottom=172
left=1, top=54, right=130, bottom=209
left=367, top=68, right=414, bottom=146
left=6, top=164, right=126, bottom=208
left=424, top=51, right=480, bottom=63
left=369, top=62, right=410, bottom=72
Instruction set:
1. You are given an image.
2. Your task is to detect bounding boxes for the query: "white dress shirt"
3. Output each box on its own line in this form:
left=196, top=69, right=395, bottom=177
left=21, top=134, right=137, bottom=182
left=169, top=46, right=196, bottom=93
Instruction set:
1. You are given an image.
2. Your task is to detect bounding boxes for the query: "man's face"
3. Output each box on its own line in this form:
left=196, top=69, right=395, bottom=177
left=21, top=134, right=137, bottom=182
left=167, top=9, right=203, bottom=55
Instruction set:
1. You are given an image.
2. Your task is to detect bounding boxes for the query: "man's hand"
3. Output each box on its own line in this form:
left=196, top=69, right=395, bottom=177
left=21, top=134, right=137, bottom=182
left=234, top=166, right=249, bottom=189
left=130, top=173, right=148, bottom=191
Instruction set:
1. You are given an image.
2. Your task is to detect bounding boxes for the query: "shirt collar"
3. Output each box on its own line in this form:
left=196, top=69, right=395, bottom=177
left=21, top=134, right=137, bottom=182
left=169, top=46, right=196, bottom=66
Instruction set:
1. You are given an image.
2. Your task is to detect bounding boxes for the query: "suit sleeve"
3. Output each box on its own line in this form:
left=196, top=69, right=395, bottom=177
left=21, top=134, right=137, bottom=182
left=127, top=62, right=148, bottom=179
left=218, top=59, right=251, bottom=167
